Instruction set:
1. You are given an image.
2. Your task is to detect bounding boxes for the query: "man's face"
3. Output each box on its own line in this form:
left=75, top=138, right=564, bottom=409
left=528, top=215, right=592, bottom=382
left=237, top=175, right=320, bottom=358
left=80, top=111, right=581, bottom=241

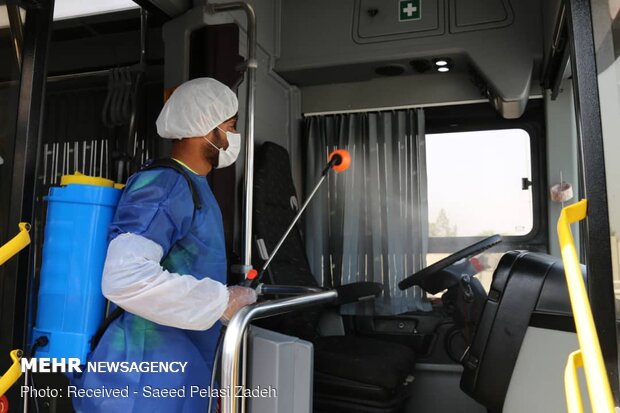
left=217, top=116, right=238, bottom=150
left=202, top=115, right=238, bottom=168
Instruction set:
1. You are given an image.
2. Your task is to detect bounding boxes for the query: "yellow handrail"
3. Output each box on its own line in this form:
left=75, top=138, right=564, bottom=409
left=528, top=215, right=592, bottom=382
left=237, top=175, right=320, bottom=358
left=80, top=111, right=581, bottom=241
left=565, top=350, right=585, bottom=412
left=0, top=223, right=31, bottom=267
left=558, top=199, right=615, bottom=413
left=0, top=350, right=23, bottom=397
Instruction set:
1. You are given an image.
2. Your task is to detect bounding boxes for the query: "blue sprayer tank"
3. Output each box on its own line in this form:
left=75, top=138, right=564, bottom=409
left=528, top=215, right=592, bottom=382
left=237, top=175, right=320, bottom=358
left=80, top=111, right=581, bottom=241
left=32, top=173, right=122, bottom=363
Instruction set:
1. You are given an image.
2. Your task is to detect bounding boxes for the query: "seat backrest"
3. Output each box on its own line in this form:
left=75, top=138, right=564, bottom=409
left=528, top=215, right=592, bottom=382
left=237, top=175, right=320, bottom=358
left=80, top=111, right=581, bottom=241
left=460, top=251, right=576, bottom=411
left=252, top=142, right=322, bottom=340
left=253, top=141, right=318, bottom=287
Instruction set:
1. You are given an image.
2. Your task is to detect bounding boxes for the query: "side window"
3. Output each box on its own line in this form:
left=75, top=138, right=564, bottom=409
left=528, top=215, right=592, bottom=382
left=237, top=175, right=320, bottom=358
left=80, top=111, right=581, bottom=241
left=427, top=129, right=533, bottom=238
left=424, top=103, right=547, bottom=292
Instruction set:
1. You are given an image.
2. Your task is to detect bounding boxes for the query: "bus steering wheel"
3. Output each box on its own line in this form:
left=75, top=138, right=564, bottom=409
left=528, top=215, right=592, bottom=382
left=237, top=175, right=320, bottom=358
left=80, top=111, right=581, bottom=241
left=398, top=234, right=502, bottom=292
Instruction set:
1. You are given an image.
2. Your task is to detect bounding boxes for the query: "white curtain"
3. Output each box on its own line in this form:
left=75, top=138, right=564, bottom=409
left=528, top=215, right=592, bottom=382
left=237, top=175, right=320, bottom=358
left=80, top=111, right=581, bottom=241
left=304, top=109, right=431, bottom=315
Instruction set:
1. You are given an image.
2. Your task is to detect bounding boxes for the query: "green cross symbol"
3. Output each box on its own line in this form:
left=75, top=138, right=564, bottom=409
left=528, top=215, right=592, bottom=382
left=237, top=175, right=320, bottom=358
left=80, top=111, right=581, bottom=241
left=399, top=0, right=421, bottom=21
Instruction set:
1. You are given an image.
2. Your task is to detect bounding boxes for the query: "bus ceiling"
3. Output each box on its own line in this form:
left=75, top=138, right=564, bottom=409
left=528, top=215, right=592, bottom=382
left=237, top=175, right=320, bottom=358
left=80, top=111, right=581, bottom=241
left=275, top=0, right=541, bottom=120
left=135, top=0, right=543, bottom=120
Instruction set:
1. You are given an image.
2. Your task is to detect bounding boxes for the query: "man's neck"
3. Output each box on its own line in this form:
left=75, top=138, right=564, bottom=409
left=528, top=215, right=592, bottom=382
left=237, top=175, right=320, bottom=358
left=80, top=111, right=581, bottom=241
left=171, top=143, right=212, bottom=176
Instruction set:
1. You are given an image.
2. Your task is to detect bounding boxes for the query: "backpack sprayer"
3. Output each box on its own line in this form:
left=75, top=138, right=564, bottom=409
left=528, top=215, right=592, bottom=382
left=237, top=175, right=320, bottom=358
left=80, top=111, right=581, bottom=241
left=31, top=174, right=123, bottom=364
left=9, top=146, right=349, bottom=412
left=31, top=159, right=202, bottom=363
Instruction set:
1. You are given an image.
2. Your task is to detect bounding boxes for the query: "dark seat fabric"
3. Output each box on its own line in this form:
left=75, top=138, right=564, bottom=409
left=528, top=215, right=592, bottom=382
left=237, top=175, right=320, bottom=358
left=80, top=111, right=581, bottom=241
left=314, top=372, right=413, bottom=413
left=314, top=336, right=415, bottom=390
left=252, top=142, right=415, bottom=408
left=253, top=141, right=316, bottom=287
left=252, top=142, right=322, bottom=342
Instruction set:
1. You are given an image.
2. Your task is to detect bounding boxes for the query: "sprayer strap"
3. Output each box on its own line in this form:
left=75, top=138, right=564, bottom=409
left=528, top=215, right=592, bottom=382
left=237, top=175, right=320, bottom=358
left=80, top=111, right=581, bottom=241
left=91, top=306, right=124, bottom=351
left=141, top=158, right=202, bottom=210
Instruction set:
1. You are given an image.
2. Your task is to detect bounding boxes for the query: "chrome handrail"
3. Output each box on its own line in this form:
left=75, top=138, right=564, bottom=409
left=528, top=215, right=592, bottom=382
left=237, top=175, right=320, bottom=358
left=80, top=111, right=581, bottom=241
left=207, top=2, right=257, bottom=274
left=220, top=291, right=338, bottom=413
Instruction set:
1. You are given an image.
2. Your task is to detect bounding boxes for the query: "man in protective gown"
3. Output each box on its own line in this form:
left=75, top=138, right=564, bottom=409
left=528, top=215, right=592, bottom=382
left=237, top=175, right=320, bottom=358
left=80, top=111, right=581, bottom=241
left=70, top=78, right=257, bottom=412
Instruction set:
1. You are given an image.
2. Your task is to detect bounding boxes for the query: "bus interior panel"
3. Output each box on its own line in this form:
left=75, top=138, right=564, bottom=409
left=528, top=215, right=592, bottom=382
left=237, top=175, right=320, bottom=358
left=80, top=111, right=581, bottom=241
left=0, top=0, right=619, bottom=412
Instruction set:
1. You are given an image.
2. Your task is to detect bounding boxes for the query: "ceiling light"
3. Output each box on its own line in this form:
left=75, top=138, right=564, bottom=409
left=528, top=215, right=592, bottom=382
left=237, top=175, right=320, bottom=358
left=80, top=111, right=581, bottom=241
left=435, top=60, right=448, bottom=67
left=437, top=67, right=450, bottom=73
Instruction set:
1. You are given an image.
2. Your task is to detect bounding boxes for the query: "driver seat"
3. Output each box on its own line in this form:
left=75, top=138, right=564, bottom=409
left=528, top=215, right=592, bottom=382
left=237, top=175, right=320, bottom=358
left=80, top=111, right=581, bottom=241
left=253, top=142, right=416, bottom=413
left=460, top=251, right=578, bottom=412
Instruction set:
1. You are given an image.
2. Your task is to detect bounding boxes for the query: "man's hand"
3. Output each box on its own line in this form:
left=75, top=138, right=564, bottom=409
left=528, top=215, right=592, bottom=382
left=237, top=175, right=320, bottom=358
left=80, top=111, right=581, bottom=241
left=221, top=286, right=257, bottom=323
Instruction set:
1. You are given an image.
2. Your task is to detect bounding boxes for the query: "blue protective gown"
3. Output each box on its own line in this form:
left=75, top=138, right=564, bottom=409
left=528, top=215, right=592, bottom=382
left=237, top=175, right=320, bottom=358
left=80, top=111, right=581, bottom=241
left=70, top=163, right=226, bottom=412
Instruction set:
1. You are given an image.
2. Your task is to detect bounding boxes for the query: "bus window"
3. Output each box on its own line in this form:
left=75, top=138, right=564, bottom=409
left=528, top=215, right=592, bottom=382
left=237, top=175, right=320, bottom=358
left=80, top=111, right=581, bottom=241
left=421, top=101, right=547, bottom=293
left=426, top=128, right=533, bottom=238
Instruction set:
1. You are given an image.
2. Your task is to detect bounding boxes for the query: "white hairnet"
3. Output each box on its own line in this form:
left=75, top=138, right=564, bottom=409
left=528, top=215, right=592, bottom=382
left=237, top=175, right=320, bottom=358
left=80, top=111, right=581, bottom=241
left=156, top=78, right=238, bottom=140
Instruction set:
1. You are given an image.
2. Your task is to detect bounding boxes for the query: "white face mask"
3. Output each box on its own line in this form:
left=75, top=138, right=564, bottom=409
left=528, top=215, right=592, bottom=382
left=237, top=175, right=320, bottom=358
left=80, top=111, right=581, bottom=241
left=204, top=127, right=241, bottom=169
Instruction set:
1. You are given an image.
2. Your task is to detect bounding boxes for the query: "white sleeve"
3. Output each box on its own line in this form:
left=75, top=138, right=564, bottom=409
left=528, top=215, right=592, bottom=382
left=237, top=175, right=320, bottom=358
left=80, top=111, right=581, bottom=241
left=101, top=232, right=229, bottom=330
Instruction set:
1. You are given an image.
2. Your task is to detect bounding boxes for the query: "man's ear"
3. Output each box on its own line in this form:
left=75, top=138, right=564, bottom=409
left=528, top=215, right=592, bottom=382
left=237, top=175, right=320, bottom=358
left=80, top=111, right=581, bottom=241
left=211, top=127, right=224, bottom=142
left=205, top=130, right=216, bottom=141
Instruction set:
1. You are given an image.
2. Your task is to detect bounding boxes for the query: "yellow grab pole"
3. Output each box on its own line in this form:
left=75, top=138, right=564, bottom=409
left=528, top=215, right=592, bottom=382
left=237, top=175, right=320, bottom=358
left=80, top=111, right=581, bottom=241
left=0, top=223, right=31, bottom=266
left=558, top=200, right=615, bottom=413
left=0, top=350, right=23, bottom=397
left=565, top=350, right=584, bottom=413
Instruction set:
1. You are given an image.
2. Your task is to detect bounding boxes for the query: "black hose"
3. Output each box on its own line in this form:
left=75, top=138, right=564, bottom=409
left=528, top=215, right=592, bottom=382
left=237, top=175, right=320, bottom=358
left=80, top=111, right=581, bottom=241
left=101, top=70, right=114, bottom=127
left=27, top=336, right=49, bottom=413
left=111, top=69, right=122, bottom=126
left=121, top=68, right=132, bottom=122
left=207, top=327, right=226, bottom=413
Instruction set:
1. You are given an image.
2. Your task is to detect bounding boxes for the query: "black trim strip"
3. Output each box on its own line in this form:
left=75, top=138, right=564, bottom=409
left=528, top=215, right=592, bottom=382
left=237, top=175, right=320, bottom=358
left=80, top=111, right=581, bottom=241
left=566, top=0, right=619, bottom=401
left=530, top=313, right=576, bottom=334
left=0, top=1, right=55, bottom=409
